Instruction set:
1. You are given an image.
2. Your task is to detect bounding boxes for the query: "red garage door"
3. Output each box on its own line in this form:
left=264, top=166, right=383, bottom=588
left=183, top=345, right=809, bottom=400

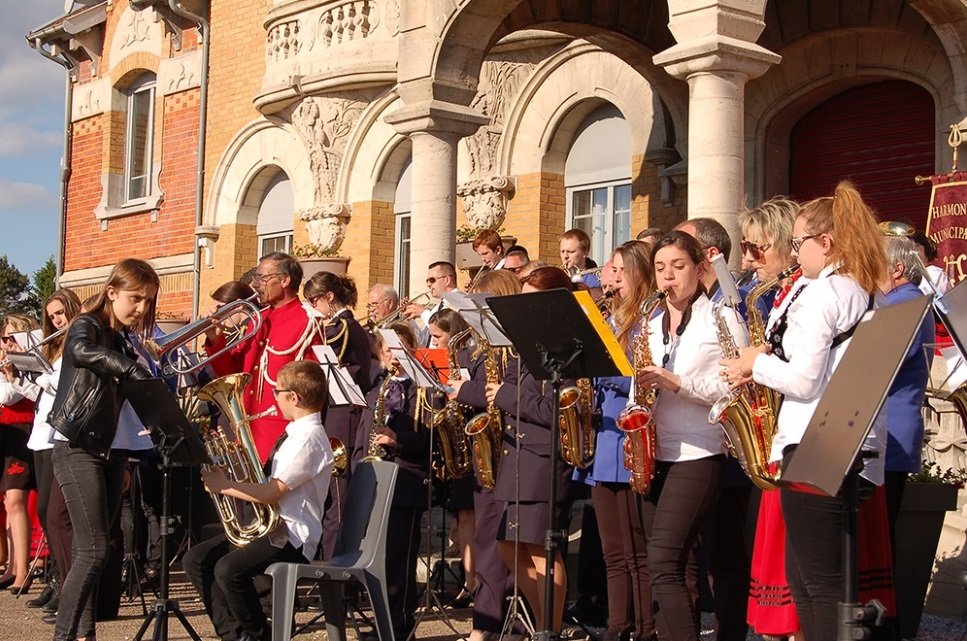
left=789, top=80, right=936, bottom=231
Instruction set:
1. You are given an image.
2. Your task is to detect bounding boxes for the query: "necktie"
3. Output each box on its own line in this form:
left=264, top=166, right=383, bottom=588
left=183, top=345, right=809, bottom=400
left=262, top=431, right=289, bottom=476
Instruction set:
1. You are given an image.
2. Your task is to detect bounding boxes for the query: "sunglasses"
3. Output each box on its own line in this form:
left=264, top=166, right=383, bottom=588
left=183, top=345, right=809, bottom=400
left=739, top=240, right=771, bottom=260
left=791, top=234, right=820, bottom=252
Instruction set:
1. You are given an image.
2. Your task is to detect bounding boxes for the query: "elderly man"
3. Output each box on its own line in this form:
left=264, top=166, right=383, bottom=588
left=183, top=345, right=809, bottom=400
left=367, top=284, right=400, bottom=327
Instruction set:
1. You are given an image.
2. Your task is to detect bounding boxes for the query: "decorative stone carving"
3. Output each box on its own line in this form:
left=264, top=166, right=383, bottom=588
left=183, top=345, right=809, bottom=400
left=384, top=0, right=400, bottom=36
left=120, top=8, right=154, bottom=50
left=466, top=60, right=533, bottom=178
left=457, top=176, right=515, bottom=230
left=311, top=0, right=380, bottom=50
left=72, top=79, right=109, bottom=121
left=290, top=94, right=368, bottom=203
left=267, top=20, right=301, bottom=62
left=298, top=204, right=352, bottom=253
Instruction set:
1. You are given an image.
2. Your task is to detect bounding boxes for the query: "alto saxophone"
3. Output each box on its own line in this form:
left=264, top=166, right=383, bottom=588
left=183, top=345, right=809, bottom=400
left=708, top=264, right=799, bottom=490
left=363, top=367, right=397, bottom=462
left=464, top=339, right=504, bottom=490
left=559, top=378, right=595, bottom=469
left=431, top=329, right=474, bottom=480
left=616, top=289, right=668, bottom=494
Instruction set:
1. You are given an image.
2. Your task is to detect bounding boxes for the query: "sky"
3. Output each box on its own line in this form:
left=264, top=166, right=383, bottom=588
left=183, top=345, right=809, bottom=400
left=0, top=1, right=69, bottom=281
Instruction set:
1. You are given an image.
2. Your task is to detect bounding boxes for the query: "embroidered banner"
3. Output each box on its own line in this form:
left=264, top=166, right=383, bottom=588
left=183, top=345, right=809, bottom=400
left=926, top=171, right=967, bottom=285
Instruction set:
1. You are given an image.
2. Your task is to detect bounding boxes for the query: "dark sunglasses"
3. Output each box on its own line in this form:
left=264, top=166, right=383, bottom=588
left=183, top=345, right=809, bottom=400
left=739, top=240, right=771, bottom=260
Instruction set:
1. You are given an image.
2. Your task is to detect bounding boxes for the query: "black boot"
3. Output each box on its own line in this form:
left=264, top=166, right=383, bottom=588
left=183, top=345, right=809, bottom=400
left=27, top=579, right=57, bottom=608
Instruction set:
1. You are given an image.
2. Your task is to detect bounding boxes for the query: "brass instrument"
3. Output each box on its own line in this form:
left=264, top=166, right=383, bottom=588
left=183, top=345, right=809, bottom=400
left=430, top=328, right=474, bottom=480
left=464, top=340, right=504, bottom=489
left=559, top=377, right=595, bottom=469
left=566, top=265, right=604, bottom=284
left=146, top=293, right=263, bottom=376
left=330, top=437, right=348, bottom=477
left=465, top=265, right=492, bottom=292
left=616, top=289, right=668, bottom=494
left=594, top=288, right=615, bottom=316
left=708, top=264, right=799, bottom=491
left=374, top=290, right=432, bottom=329
left=196, top=373, right=281, bottom=547
left=362, top=367, right=397, bottom=462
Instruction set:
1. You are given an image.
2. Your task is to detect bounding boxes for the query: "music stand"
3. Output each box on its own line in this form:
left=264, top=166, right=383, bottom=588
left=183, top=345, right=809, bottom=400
left=487, top=288, right=627, bottom=641
left=780, top=296, right=931, bottom=641
left=122, top=378, right=209, bottom=641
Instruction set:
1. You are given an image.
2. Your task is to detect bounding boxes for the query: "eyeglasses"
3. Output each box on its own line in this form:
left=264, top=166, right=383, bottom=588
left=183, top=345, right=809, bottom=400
left=791, top=234, right=820, bottom=252
left=505, top=265, right=524, bottom=274
left=307, top=295, right=322, bottom=306
left=366, top=299, right=390, bottom=310
left=251, top=272, right=282, bottom=285
left=0, top=336, right=14, bottom=344
left=739, top=240, right=771, bottom=260
left=272, top=388, right=291, bottom=397
left=426, top=277, right=438, bottom=285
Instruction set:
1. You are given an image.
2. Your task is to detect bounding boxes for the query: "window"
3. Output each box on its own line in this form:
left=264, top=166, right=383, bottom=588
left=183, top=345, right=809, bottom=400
left=257, top=172, right=294, bottom=257
left=394, top=158, right=413, bottom=298
left=564, top=104, right=632, bottom=265
left=260, top=233, right=292, bottom=256
left=124, top=74, right=156, bottom=202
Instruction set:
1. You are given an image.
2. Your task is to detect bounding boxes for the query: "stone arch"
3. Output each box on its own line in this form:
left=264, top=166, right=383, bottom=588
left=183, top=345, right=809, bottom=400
left=341, top=91, right=410, bottom=204
left=206, top=119, right=314, bottom=228
left=907, top=0, right=967, bottom=111
left=747, top=28, right=955, bottom=199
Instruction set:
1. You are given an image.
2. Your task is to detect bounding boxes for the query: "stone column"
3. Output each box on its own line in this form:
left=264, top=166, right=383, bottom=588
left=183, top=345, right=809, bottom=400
left=386, top=101, right=488, bottom=295
left=654, top=1, right=780, bottom=254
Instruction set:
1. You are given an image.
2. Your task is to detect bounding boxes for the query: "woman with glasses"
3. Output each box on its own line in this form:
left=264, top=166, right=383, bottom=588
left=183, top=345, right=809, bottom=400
left=303, top=270, right=373, bottom=560
left=722, top=181, right=890, bottom=641
left=0, top=313, right=40, bottom=593
left=735, top=198, right=803, bottom=640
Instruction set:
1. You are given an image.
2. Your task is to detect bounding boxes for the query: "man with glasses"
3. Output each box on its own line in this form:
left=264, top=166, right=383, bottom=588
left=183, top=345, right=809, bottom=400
left=366, top=284, right=400, bottom=328
left=502, top=246, right=530, bottom=276
left=205, top=252, right=324, bottom=464
left=402, top=261, right=460, bottom=346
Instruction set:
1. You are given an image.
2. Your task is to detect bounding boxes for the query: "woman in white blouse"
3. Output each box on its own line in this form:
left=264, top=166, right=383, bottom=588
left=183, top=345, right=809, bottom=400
left=722, top=181, right=888, bottom=641
left=636, top=231, right=747, bottom=641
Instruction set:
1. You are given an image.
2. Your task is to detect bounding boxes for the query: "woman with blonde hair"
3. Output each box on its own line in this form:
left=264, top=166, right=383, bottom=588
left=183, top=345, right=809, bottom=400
left=722, top=181, right=891, bottom=640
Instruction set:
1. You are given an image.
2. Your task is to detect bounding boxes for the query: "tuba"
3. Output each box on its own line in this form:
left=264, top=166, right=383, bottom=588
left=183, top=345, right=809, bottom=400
left=464, top=339, right=504, bottom=489
left=708, top=264, right=799, bottom=490
left=431, top=329, right=474, bottom=480
left=196, top=373, right=281, bottom=547
left=616, top=289, right=668, bottom=494
left=559, top=378, right=595, bottom=469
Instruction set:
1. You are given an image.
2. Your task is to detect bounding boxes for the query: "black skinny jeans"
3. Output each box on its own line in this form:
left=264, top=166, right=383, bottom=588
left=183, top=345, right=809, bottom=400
left=51, top=442, right=127, bottom=641
left=33, top=449, right=58, bottom=577
left=592, top=481, right=654, bottom=637
left=182, top=532, right=306, bottom=641
left=639, top=456, right=724, bottom=641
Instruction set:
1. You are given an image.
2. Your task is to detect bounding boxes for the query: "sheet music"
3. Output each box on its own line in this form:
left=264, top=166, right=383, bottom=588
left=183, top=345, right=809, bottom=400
left=377, top=330, right=447, bottom=392
left=711, top=254, right=742, bottom=308
left=9, top=329, right=43, bottom=350
left=442, top=291, right=512, bottom=347
left=4, top=351, right=52, bottom=374
left=311, top=345, right=368, bottom=407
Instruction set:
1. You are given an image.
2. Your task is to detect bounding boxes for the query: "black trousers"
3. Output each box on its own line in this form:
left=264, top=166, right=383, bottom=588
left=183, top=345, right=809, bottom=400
left=33, top=449, right=58, bottom=577
left=472, top=486, right=512, bottom=632
left=592, top=482, right=654, bottom=637
left=51, top=442, right=127, bottom=641
left=182, top=532, right=306, bottom=641
left=707, top=481, right=753, bottom=641
left=385, top=505, right=425, bottom=634
left=639, top=456, right=724, bottom=641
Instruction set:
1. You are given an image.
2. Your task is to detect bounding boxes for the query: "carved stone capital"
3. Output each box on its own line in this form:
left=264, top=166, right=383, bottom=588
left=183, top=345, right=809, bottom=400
left=298, top=204, right=352, bottom=253
left=457, top=176, right=515, bottom=230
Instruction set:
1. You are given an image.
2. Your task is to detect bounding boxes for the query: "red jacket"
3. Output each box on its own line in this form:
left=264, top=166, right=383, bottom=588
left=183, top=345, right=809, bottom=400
left=207, top=298, right=324, bottom=462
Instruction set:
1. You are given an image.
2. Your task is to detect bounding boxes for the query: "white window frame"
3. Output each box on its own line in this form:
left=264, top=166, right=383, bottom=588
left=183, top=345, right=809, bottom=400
left=124, top=76, right=156, bottom=204
left=566, top=179, right=633, bottom=266
left=395, top=212, right=412, bottom=298
left=259, top=232, right=293, bottom=257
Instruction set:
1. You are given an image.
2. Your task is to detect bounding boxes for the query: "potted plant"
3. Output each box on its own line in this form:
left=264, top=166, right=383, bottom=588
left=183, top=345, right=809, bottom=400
left=894, top=461, right=964, bottom=638
left=454, top=225, right=515, bottom=270
left=155, top=311, right=189, bottom=335
left=292, top=243, right=351, bottom=280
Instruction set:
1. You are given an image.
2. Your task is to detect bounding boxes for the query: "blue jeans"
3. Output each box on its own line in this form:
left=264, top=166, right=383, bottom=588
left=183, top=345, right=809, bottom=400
left=51, top=442, right=127, bottom=641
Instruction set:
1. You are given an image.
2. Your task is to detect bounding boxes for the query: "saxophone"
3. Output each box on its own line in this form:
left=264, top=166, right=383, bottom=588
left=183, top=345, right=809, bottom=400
left=559, top=378, right=595, bottom=469
left=616, top=289, right=668, bottom=494
left=464, top=339, right=504, bottom=489
left=196, top=373, right=281, bottom=547
left=708, top=265, right=799, bottom=491
left=362, top=367, right=396, bottom=462
left=431, top=330, right=474, bottom=480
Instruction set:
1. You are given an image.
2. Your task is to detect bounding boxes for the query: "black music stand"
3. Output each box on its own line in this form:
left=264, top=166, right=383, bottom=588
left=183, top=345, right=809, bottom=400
left=780, top=296, right=931, bottom=641
left=123, top=378, right=209, bottom=641
left=488, top=288, right=625, bottom=641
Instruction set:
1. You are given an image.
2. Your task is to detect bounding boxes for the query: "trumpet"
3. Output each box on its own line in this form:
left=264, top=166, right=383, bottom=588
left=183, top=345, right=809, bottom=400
left=375, top=290, right=432, bottom=329
left=146, top=293, right=263, bottom=376
left=565, top=265, right=604, bottom=283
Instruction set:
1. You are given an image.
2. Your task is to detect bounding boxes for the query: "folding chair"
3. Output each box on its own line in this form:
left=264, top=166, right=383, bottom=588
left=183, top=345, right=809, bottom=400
left=265, top=460, right=399, bottom=641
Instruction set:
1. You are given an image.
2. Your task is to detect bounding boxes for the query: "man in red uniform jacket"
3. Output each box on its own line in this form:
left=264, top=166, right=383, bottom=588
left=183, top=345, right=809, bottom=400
left=206, top=252, right=324, bottom=463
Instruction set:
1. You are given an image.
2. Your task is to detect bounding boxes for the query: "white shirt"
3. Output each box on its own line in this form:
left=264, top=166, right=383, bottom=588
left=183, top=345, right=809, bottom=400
left=753, top=265, right=886, bottom=484
left=648, top=294, right=748, bottom=461
left=26, top=357, right=61, bottom=451
left=919, top=264, right=951, bottom=296
left=271, top=412, right=334, bottom=555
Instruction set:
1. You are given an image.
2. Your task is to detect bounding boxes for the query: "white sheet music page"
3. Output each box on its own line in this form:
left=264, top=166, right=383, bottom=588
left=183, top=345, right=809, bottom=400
left=311, top=345, right=368, bottom=407
left=441, top=291, right=513, bottom=347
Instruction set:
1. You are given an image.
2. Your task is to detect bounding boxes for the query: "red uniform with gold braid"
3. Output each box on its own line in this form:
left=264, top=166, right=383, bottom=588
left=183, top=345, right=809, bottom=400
left=206, top=298, right=324, bottom=463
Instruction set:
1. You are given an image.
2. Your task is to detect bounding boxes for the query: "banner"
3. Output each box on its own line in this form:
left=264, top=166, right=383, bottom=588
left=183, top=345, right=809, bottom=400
left=926, top=171, right=967, bottom=285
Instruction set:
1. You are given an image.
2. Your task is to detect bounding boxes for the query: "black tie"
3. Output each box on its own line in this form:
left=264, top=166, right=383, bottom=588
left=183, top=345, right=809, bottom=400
left=263, top=431, right=289, bottom=476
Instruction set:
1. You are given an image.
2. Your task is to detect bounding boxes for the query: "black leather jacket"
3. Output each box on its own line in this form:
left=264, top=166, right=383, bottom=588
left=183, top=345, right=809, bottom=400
left=48, top=313, right=150, bottom=458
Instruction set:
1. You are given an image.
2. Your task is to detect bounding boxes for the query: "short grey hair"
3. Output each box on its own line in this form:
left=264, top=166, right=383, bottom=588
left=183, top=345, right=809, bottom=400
left=883, top=237, right=923, bottom=285
left=369, top=283, right=400, bottom=305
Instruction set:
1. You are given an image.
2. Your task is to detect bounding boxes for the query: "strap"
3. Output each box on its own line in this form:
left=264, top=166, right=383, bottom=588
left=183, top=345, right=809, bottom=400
left=829, top=293, right=874, bottom=350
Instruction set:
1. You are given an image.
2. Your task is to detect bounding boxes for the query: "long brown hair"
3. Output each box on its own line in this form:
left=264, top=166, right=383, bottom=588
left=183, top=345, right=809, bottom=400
left=799, top=181, right=886, bottom=294
left=84, top=258, right=160, bottom=337
left=41, top=289, right=82, bottom=361
left=611, top=240, right=655, bottom=350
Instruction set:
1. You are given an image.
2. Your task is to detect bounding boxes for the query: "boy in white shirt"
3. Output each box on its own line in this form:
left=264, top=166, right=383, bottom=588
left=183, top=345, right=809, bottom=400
left=182, top=361, right=334, bottom=641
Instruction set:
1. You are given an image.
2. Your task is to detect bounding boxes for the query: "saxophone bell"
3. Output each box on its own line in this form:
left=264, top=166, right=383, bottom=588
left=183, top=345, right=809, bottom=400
left=558, top=379, right=596, bottom=469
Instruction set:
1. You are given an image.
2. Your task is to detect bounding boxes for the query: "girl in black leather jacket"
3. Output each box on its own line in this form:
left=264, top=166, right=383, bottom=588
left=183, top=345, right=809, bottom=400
left=47, top=258, right=159, bottom=641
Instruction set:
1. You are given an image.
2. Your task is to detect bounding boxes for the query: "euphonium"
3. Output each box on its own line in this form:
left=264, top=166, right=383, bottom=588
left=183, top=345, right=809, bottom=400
left=196, top=373, right=281, bottom=547
left=362, top=367, right=396, bottom=462
left=431, top=329, right=474, bottom=480
left=330, top=437, right=348, bottom=477
left=464, top=339, right=504, bottom=489
left=708, top=264, right=799, bottom=491
left=616, top=289, right=668, bottom=494
left=559, top=377, right=595, bottom=469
